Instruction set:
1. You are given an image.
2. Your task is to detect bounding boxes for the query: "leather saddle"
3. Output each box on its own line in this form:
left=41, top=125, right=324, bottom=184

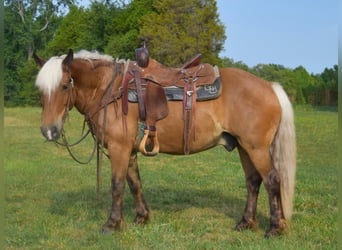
left=121, top=53, right=220, bottom=156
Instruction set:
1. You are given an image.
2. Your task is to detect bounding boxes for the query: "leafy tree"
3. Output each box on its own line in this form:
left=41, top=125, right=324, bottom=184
left=139, top=0, right=226, bottom=66
left=321, top=65, right=338, bottom=90
left=291, top=66, right=314, bottom=104
left=47, top=2, right=123, bottom=55
left=304, top=75, right=325, bottom=105
left=221, top=57, right=249, bottom=71
left=4, top=0, right=77, bottom=105
left=5, top=0, right=76, bottom=57
left=3, top=0, right=337, bottom=107
left=46, top=5, right=88, bottom=54
left=306, top=65, right=338, bottom=105
left=105, top=0, right=154, bottom=59
left=4, top=5, right=23, bottom=105
left=251, top=64, right=303, bottom=103
left=17, top=59, right=41, bottom=106
left=81, top=2, right=112, bottom=52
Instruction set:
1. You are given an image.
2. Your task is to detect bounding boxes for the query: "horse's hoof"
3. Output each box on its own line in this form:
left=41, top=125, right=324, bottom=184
left=264, top=228, right=283, bottom=238
left=265, top=221, right=288, bottom=238
left=101, top=219, right=124, bottom=234
left=134, top=214, right=150, bottom=225
left=101, top=225, right=114, bottom=235
left=235, top=218, right=258, bottom=231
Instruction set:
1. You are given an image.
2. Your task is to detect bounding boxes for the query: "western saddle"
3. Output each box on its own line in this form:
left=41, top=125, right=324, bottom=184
left=121, top=46, right=220, bottom=156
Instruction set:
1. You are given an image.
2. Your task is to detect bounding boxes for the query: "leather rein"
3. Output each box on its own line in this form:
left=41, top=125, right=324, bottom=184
left=55, top=62, right=123, bottom=198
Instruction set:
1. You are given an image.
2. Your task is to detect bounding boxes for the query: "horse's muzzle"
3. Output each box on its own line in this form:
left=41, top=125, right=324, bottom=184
left=40, top=125, right=61, bottom=141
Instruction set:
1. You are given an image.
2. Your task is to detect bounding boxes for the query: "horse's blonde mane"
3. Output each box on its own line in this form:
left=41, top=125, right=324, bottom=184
left=74, top=50, right=114, bottom=62
left=35, top=56, right=64, bottom=98
left=35, top=50, right=114, bottom=98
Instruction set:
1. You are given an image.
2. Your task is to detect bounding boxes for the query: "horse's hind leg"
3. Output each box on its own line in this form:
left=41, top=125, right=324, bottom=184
left=264, top=167, right=286, bottom=237
left=235, top=145, right=262, bottom=231
left=126, top=152, right=150, bottom=224
left=242, top=147, right=287, bottom=237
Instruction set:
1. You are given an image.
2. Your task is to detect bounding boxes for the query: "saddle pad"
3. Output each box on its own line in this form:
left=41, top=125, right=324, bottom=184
left=128, top=77, right=221, bottom=103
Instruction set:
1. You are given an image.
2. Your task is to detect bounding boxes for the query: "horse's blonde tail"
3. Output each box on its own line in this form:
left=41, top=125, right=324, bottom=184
left=271, top=83, right=296, bottom=220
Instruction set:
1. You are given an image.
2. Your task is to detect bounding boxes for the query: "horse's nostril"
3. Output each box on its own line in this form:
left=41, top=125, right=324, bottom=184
left=41, top=126, right=60, bottom=141
left=51, top=126, right=60, bottom=139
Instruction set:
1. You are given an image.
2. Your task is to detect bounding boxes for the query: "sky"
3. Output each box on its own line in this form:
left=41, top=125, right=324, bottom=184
left=216, top=0, right=338, bottom=74
left=81, top=0, right=338, bottom=74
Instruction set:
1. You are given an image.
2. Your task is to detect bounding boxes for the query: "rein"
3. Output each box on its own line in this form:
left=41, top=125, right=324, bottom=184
left=56, top=124, right=96, bottom=164
left=55, top=62, right=123, bottom=198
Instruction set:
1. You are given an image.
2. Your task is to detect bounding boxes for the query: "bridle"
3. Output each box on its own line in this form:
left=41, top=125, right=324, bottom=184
left=54, top=76, right=97, bottom=163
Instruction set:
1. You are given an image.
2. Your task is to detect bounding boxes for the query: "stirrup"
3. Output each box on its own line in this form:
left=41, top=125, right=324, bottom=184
left=139, top=129, right=159, bottom=156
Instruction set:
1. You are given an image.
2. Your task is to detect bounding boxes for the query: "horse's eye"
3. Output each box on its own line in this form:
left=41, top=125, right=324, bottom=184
left=62, top=84, right=69, bottom=91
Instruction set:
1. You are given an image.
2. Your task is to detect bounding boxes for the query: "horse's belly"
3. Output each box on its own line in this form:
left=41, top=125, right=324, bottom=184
left=155, top=103, right=223, bottom=155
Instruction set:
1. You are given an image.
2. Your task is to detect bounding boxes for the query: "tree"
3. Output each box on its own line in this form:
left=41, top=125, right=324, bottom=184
left=4, top=5, right=25, bottom=105
left=251, top=64, right=304, bottom=103
left=317, top=65, right=338, bottom=105
left=291, top=66, right=313, bottom=104
left=321, top=65, right=338, bottom=91
left=46, top=5, right=88, bottom=54
left=139, top=0, right=226, bottom=66
left=17, top=59, right=41, bottom=106
left=4, top=0, right=337, bottom=107
left=4, top=0, right=77, bottom=105
left=5, top=0, right=76, bottom=57
left=47, top=2, right=123, bottom=55
left=221, top=57, right=249, bottom=71
left=105, top=0, right=154, bottom=59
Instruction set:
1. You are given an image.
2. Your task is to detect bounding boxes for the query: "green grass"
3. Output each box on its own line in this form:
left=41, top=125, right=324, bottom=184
left=4, top=106, right=337, bottom=249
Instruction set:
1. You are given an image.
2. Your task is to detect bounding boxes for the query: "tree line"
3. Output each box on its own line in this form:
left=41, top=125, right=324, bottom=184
left=222, top=59, right=337, bottom=106
left=4, top=0, right=337, bottom=106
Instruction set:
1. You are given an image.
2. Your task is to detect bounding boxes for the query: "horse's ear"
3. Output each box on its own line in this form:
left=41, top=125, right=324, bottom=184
left=62, top=49, right=74, bottom=68
left=33, top=52, right=46, bottom=67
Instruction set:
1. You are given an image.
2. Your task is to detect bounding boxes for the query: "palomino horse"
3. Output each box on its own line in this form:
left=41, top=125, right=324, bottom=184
left=34, top=49, right=296, bottom=237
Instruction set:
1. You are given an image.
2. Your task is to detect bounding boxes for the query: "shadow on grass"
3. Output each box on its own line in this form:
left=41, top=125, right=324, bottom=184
left=47, top=187, right=110, bottom=216
left=47, top=184, right=270, bottom=230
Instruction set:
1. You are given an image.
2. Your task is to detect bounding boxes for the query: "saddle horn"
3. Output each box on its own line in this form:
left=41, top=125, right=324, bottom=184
left=135, top=40, right=149, bottom=68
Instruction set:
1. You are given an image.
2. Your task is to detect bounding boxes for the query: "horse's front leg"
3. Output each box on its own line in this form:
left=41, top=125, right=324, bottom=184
left=126, top=152, right=150, bottom=224
left=102, top=144, right=130, bottom=233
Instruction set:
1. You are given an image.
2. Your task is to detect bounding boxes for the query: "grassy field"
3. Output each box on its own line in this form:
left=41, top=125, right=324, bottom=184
left=4, top=106, right=337, bottom=249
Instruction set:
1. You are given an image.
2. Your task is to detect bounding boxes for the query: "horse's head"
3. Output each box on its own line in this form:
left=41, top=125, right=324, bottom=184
left=34, top=49, right=76, bottom=141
